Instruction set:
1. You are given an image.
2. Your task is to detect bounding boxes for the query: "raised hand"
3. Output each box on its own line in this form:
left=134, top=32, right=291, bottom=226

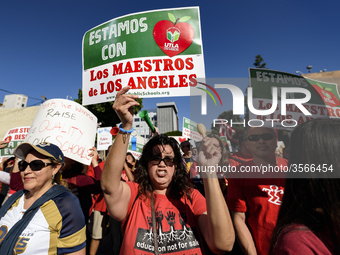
left=89, top=146, right=99, bottom=167
left=197, top=137, right=222, bottom=177
left=112, top=86, right=139, bottom=129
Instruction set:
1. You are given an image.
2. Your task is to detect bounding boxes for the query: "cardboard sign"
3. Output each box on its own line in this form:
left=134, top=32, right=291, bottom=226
left=249, top=68, right=340, bottom=129
left=1, top=126, right=30, bottom=157
left=82, top=7, right=205, bottom=106
left=97, top=127, right=113, bottom=151
left=25, top=99, right=97, bottom=165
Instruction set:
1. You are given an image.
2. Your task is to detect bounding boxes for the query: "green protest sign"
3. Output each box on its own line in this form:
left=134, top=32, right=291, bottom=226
left=82, top=7, right=205, bottom=106
left=249, top=68, right=340, bottom=129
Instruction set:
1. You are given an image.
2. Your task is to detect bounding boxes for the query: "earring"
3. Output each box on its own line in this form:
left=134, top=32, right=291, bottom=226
left=52, top=174, right=55, bottom=180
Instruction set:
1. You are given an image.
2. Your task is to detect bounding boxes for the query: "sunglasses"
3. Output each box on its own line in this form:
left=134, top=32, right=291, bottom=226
left=247, top=133, right=275, bottom=142
left=18, top=160, right=54, bottom=172
left=125, top=160, right=134, bottom=169
left=150, top=157, right=176, bottom=166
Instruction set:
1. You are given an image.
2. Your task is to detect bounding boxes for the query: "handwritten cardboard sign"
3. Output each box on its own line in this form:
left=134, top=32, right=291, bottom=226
left=97, top=127, right=113, bottom=151
left=25, top=99, right=97, bottom=165
left=1, top=126, right=30, bottom=157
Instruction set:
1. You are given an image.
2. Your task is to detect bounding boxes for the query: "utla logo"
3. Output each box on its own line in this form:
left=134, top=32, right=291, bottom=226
left=153, top=13, right=194, bottom=57
left=312, top=83, right=340, bottom=107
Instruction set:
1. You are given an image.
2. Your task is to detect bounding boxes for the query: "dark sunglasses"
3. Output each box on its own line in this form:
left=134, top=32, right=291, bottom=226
left=18, top=160, right=54, bottom=172
left=247, top=133, right=275, bottom=142
left=125, top=160, right=134, bottom=169
left=150, top=157, right=176, bottom=166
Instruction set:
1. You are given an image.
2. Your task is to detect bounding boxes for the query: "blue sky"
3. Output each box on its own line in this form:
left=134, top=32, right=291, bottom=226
left=1, top=0, right=339, bottom=130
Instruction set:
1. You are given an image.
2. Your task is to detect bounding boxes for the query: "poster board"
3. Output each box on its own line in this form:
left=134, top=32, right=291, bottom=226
left=97, top=127, right=113, bottom=151
left=82, top=7, right=205, bottom=105
left=249, top=68, right=340, bottom=129
left=0, top=126, right=30, bottom=157
left=182, top=117, right=203, bottom=141
left=25, top=99, right=97, bottom=165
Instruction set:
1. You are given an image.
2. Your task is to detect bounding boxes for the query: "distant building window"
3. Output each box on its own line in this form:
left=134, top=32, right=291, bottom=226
left=134, top=118, right=140, bottom=122
left=22, top=104, right=25, bottom=107
left=136, top=125, right=139, bottom=127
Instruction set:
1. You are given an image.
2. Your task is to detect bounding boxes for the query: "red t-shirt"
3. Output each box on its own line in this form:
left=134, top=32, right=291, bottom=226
left=92, top=161, right=107, bottom=212
left=120, top=182, right=207, bottom=255
left=274, top=224, right=334, bottom=255
left=229, top=151, right=253, bottom=167
left=227, top=158, right=287, bottom=255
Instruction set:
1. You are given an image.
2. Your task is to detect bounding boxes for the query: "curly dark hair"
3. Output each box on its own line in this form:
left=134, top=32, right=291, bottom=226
left=135, top=134, right=192, bottom=200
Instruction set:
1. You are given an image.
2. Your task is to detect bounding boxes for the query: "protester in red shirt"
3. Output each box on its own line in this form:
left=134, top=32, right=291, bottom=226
left=227, top=126, right=287, bottom=255
left=101, top=87, right=235, bottom=255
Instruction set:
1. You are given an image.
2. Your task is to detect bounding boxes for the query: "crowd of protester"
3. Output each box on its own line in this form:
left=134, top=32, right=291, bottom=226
left=0, top=90, right=339, bottom=254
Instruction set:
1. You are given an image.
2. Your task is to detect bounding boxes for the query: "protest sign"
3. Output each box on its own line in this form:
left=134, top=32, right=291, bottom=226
left=182, top=117, right=203, bottom=141
left=97, top=127, right=113, bottom=151
left=25, top=99, right=97, bottom=165
left=82, top=7, right=205, bottom=106
left=249, top=68, right=340, bottom=129
left=127, top=135, right=146, bottom=159
left=219, top=136, right=233, bottom=152
left=0, top=126, right=30, bottom=157
left=218, top=119, right=237, bottom=143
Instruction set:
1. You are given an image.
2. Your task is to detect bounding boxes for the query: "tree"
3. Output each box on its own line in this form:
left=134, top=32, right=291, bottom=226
left=210, top=110, right=245, bottom=148
left=74, top=89, right=143, bottom=127
left=253, top=55, right=267, bottom=69
left=164, top=130, right=182, bottom=136
left=245, top=55, right=268, bottom=122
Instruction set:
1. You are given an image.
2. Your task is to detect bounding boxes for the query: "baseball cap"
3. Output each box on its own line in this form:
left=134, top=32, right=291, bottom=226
left=14, top=142, right=64, bottom=163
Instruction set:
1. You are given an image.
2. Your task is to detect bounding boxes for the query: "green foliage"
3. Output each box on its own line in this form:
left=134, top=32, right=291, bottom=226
left=210, top=110, right=245, bottom=147
left=164, top=130, right=182, bottom=136
left=74, top=89, right=143, bottom=127
left=245, top=55, right=268, bottom=121
left=253, top=55, right=267, bottom=69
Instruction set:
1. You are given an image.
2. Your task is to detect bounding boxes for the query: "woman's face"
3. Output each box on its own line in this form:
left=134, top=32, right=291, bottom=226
left=147, top=144, right=176, bottom=194
left=20, top=151, right=59, bottom=196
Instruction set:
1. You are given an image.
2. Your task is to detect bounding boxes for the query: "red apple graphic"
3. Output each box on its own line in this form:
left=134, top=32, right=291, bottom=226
left=4, top=136, right=12, bottom=143
left=153, top=13, right=194, bottom=57
left=312, top=83, right=340, bottom=107
left=178, top=137, right=187, bottom=143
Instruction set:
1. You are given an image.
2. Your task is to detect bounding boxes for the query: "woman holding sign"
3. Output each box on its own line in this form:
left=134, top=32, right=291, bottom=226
left=0, top=142, right=86, bottom=255
left=101, top=87, right=235, bottom=255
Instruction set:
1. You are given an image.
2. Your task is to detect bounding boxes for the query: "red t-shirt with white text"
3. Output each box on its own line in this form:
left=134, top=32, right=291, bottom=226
left=120, top=182, right=207, bottom=255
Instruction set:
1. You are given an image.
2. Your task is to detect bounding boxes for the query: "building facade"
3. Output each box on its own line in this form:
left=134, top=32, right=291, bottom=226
left=156, top=102, right=179, bottom=134
left=2, top=94, right=28, bottom=109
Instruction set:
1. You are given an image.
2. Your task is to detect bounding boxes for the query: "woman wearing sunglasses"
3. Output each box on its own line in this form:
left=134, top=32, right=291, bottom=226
left=101, top=87, right=235, bottom=255
left=0, top=142, right=86, bottom=255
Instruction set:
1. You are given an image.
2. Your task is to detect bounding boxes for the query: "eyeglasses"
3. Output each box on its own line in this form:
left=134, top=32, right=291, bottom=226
left=150, top=157, right=176, bottom=166
left=125, top=160, right=134, bottom=169
left=247, top=133, right=275, bottom=142
left=18, top=160, right=54, bottom=172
